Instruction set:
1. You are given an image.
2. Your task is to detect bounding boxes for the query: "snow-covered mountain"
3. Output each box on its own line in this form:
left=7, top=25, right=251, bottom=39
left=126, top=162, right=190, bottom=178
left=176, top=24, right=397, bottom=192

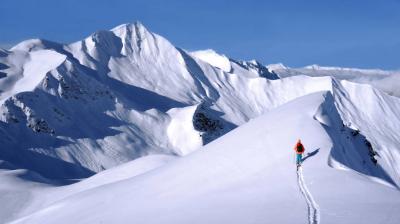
left=1, top=22, right=400, bottom=223
left=0, top=22, right=281, bottom=179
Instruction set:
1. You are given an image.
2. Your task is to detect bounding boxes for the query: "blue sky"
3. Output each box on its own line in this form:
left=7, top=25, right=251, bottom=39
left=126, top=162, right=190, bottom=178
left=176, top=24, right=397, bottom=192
left=1, top=0, right=399, bottom=69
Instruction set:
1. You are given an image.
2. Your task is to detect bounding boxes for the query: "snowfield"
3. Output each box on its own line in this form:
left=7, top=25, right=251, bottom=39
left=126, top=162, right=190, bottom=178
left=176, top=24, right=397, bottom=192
left=1, top=22, right=400, bottom=223
left=8, top=91, right=400, bottom=224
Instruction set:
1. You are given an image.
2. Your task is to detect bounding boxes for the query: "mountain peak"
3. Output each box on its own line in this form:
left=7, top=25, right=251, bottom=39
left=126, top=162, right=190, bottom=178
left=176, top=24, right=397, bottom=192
left=111, top=21, right=147, bottom=33
left=110, top=21, right=152, bottom=41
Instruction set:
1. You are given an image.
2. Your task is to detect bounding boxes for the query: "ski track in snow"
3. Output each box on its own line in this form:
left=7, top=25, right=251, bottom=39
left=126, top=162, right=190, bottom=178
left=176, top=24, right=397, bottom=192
left=297, top=167, right=320, bottom=224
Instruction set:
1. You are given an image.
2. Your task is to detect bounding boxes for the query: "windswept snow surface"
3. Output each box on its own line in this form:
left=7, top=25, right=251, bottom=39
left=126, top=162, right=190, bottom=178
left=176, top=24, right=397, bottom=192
left=0, top=154, right=175, bottom=223
left=10, top=92, right=400, bottom=224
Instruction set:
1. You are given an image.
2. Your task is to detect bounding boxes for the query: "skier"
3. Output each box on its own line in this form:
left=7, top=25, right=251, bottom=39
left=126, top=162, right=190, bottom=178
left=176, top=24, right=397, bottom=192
left=294, top=139, right=305, bottom=170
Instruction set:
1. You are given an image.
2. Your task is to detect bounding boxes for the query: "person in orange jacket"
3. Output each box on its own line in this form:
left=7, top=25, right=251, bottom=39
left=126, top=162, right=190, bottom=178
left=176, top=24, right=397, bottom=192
left=294, top=139, right=305, bottom=167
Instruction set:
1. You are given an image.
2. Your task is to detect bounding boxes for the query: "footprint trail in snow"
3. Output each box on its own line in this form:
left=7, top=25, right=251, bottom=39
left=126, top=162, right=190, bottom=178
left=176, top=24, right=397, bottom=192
left=297, top=167, right=320, bottom=224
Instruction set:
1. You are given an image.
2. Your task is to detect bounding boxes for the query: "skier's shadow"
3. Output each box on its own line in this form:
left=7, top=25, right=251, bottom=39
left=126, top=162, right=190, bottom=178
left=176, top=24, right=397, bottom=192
left=302, top=148, right=320, bottom=162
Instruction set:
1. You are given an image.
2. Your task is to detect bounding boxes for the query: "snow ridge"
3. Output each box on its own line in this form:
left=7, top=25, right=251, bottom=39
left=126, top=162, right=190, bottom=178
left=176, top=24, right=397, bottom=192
left=270, top=64, right=400, bottom=97
left=297, top=167, right=320, bottom=224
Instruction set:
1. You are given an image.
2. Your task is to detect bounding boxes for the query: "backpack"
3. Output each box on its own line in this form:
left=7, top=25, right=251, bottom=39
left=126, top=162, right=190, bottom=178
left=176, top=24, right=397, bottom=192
left=296, top=144, right=304, bottom=153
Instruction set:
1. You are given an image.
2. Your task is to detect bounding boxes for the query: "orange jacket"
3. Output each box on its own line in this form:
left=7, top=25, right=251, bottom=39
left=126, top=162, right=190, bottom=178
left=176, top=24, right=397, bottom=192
left=294, top=142, right=305, bottom=154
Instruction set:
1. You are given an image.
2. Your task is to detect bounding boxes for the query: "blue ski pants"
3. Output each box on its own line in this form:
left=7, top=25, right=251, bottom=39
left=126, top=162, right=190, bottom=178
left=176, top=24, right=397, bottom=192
left=296, top=154, right=302, bottom=164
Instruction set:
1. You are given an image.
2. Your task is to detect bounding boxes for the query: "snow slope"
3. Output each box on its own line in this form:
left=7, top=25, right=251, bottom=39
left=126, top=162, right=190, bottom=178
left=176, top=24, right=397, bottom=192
left=0, top=154, right=175, bottom=223
left=11, top=91, right=400, bottom=224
